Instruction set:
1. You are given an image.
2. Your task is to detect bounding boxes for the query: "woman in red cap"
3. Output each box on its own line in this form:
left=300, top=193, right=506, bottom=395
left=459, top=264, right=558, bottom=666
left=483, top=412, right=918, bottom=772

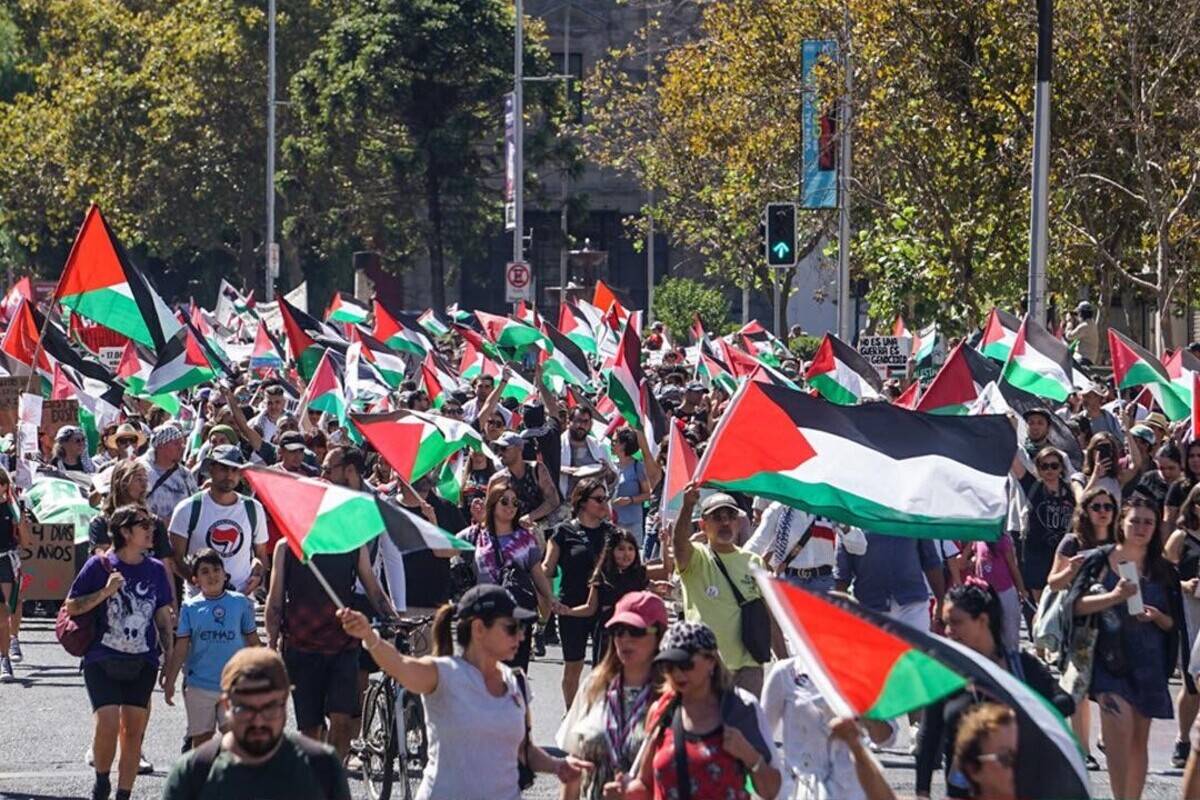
left=557, top=591, right=667, bottom=799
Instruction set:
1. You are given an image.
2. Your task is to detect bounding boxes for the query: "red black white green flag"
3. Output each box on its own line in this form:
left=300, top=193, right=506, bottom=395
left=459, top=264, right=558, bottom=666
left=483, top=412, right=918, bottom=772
left=1109, top=328, right=1189, bottom=420
left=804, top=333, right=883, bottom=405
left=558, top=303, right=598, bottom=356
left=538, top=320, right=593, bottom=391
left=757, top=576, right=1089, bottom=800
left=243, top=467, right=472, bottom=561
left=1000, top=315, right=1075, bottom=402
left=978, top=307, right=1022, bottom=363
left=279, top=296, right=334, bottom=381
left=1165, top=348, right=1200, bottom=408
left=352, top=409, right=492, bottom=483
left=325, top=292, right=370, bottom=325
left=475, top=310, right=552, bottom=355
left=915, top=341, right=981, bottom=415
left=659, top=420, right=698, bottom=527
left=373, top=300, right=431, bottom=356
left=696, top=381, right=1014, bottom=540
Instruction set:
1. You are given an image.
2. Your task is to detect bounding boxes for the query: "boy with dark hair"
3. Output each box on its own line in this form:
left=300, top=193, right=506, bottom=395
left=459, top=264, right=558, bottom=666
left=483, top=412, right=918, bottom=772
left=162, top=548, right=260, bottom=748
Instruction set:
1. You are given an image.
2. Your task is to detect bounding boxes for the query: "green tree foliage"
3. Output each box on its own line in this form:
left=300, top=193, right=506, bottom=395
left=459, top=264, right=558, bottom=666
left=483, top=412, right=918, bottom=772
left=652, top=276, right=730, bottom=342
left=282, top=0, right=570, bottom=308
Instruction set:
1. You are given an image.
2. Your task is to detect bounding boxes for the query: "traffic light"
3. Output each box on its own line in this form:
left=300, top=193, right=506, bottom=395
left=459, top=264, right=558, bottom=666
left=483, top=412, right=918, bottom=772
left=765, top=202, right=797, bottom=267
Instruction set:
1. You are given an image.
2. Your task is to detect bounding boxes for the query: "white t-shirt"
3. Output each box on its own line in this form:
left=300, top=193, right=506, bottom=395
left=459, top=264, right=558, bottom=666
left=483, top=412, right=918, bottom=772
left=168, top=491, right=268, bottom=597
left=417, top=656, right=526, bottom=800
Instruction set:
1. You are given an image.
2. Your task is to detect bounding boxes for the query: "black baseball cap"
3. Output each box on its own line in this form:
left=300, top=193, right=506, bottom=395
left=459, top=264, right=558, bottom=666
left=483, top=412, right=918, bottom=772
left=456, top=584, right=537, bottom=622
left=278, top=431, right=307, bottom=451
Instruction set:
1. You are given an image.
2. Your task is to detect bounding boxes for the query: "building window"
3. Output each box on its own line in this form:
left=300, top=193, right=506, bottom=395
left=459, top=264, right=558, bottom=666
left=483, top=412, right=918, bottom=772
left=550, top=52, right=584, bottom=122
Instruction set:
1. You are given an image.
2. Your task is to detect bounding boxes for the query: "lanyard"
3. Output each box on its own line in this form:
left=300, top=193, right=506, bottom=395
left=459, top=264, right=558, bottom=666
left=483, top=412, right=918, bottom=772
left=604, top=676, right=653, bottom=770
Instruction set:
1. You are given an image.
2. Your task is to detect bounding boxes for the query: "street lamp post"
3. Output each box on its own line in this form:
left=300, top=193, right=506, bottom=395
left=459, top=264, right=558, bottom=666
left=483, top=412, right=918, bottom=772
left=264, top=0, right=277, bottom=302
left=1026, top=0, right=1052, bottom=326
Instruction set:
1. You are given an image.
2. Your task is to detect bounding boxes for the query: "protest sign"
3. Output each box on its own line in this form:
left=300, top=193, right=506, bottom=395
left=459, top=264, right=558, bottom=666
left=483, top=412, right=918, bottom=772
left=0, top=377, right=78, bottom=456
left=858, top=336, right=912, bottom=378
left=17, top=523, right=77, bottom=601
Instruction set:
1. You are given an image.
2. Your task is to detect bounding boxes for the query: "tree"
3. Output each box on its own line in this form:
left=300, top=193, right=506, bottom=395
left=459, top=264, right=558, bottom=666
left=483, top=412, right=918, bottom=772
left=281, top=0, right=570, bottom=308
left=652, top=276, right=730, bottom=342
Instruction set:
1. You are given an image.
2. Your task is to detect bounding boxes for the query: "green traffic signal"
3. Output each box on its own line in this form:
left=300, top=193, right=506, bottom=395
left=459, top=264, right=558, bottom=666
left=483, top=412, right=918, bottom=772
left=771, top=241, right=791, bottom=260
left=765, top=202, right=797, bottom=266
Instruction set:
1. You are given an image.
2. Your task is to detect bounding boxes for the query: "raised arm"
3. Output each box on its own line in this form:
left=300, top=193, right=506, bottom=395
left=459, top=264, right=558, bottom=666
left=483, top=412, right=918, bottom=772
left=672, top=483, right=700, bottom=573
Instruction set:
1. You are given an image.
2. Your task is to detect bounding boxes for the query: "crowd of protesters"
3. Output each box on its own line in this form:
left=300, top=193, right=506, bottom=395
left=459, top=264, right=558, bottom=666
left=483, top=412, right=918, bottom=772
left=2, top=303, right=1200, bottom=800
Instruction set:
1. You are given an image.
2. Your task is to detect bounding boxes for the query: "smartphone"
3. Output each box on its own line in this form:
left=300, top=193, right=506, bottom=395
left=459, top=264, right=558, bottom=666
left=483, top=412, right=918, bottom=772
left=1116, top=561, right=1144, bottom=615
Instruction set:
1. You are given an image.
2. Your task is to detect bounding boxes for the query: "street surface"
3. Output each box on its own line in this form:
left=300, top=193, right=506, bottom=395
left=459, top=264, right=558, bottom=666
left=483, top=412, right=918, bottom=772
left=0, top=613, right=1185, bottom=799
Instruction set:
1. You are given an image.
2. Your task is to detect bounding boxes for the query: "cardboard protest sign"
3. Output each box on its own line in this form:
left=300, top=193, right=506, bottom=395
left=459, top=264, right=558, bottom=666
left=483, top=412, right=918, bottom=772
left=858, top=336, right=912, bottom=378
left=0, top=377, right=79, bottom=457
left=17, top=523, right=78, bottom=601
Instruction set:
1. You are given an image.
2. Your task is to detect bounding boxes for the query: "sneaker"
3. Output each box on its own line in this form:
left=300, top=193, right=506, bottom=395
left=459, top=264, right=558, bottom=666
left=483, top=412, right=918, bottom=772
left=1085, top=753, right=1101, bottom=771
left=8, top=636, right=22, bottom=663
left=533, top=630, right=546, bottom=658
left=85, top=747, right=94, bottom=767
left=0, top=656, right=13, bottom=683
left=91, top=772, right=111, bottom=800
left=138, top=753, right=154, bottom=775
left=1173, top=739, right=1190, bottom=769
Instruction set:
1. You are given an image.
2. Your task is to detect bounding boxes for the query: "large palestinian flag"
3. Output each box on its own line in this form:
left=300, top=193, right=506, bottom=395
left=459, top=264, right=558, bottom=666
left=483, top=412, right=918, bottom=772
left=243, top=467, right=472, bottom=561
left=804, top=333, right=883, bottom=405
left=605, top=321, right=648, bottom=430
left=978, top=307, right=1022, bottom=363
left=695, top=381, right=1015, bottom=540
left=758, top=577, right=1089, bottom=800
left=353, top=410, right=491, bottom=482
left=348, top=327, right=406, bottom=388
left=1109, top=328, right=1189, bottom=421
left=54, top=205, right=182, bottom=351
left=1000, top=316, right=1075, bottom=402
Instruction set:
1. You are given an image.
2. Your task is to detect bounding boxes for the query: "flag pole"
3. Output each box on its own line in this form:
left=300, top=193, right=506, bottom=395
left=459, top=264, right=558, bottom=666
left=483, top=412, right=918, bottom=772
left=305, top=559, right=346, bottom=609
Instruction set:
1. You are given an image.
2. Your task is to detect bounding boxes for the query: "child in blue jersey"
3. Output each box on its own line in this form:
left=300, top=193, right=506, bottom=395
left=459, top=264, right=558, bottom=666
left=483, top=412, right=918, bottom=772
left=161, top=548, right=260, bottom=747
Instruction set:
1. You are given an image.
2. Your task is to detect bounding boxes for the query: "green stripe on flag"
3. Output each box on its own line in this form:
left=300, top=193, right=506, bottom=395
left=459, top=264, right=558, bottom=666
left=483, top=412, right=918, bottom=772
left=863, top=649, right=967, bottom=720
left=808, top=373, right=861, bottom=406
left=60, top=287, right=155, bottom=348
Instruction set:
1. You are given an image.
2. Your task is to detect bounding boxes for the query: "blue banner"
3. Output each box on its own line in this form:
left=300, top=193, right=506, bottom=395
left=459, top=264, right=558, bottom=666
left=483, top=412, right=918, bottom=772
left=802, top=40, right=839, bottom=209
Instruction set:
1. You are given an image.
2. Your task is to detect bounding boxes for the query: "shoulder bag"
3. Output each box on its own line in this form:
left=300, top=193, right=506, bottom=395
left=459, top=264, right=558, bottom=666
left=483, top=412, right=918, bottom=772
left=55, top=556, right=114, bottom=657
left=711, top=552, right=772, bottom=664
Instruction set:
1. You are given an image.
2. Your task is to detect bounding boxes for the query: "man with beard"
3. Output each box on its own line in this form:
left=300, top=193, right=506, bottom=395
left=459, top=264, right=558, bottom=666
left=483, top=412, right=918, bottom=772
left=557, top=406, right=612, bottom=501
left=169, top=446, right=268, bottom=600
left=672, top=484, right=768, bottom=695
left=161, top=647, right=350, bottom=800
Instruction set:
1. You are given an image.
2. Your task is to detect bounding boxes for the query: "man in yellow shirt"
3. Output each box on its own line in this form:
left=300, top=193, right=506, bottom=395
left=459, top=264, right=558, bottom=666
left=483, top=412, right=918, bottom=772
left=672, top=485, right=767, bottom=695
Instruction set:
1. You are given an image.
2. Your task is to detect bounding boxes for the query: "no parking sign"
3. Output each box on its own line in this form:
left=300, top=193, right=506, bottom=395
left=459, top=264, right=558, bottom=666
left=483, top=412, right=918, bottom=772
left=505, top=261, right=533, bottom=303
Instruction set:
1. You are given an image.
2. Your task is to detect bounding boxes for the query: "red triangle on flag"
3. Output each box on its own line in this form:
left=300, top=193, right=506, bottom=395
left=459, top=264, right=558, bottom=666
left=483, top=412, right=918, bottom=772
left=50, top=363, right=76, bottom=400
left=116, top=340, right=141, bottom=381
left=696, top=381, right=815, bottom=485
left=54, top=205, right=127, bottom=299
left=894, top=380, right=921, bottom=409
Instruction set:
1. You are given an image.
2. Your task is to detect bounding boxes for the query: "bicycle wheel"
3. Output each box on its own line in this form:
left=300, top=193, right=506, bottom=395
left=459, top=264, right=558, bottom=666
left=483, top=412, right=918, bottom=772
left=397, top=691, right=428, bottom=800
left=361, top=679, right=397, bottom=800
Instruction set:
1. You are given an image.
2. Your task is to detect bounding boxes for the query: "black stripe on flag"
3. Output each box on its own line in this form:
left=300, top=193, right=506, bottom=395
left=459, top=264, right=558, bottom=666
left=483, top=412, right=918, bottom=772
left=828, top=334, right=884, bottom=392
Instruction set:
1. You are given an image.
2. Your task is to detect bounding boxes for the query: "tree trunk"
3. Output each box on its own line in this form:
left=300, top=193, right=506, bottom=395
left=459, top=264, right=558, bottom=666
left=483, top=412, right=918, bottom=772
left=424, top=161, right=446, bottom=310
left=1155, top=234, right=1174, bottom=353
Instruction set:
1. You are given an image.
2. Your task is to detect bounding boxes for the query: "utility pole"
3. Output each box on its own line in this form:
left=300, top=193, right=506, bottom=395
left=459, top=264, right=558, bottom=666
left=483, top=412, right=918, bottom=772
left=264, top=0, right=277, bottom=301
left=513, top=0, right=525, bottom=272
left=559, top=2, right=570, bottom=311
left=1026, top=0, right=1052, bottom=327
left=836, top=3, right=853, bottom=342
left=645, top=0, right=656, bottom=323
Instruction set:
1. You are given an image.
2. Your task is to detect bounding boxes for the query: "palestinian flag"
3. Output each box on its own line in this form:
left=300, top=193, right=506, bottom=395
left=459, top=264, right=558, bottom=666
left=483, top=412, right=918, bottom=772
left=243, top=467, right=472, bottom=561
left=894, top=380, right=920, bottom=409
left=26, top=472, right=99, bottom=543
left=659, top=420, right=699, bottom=526
left=804, top=334, right=883, bottom=405
left=0, top=276, right=32, bottom=325
left=696, top=381, right=1014, bottom=540
left=446, top=303, right=474, bottom=325
left=1193, top=373, right=1200, bottom=440
left=559, top=303, right=598, bottom=355
left=593, top=279, right=629, bottom=324
left=911, top=322, right=939, bottom=369
left=1, top=298, right=52, bottom=378
left=916, top=342, right=979, bottom=415
left=298, top=350, right=348, bottom=426
left=145, top=322, right=218, bottom=395
left=348, top=327, right=405, bottom=388
left=747, top=363, right=802, bottom=392
left=455, top=323, right=504, bottom=364
left=695, top=352, right=738, bottom=395
left=457, top=342, right=534, bottom=402
left=373, top=300, right=431, bottom=356
left=279, top=296, right=331, bottom=381
left=326, top=292, right=371, bottom=325
left=605, top=321, right=647, bottom=431
left=420, top=353, right=463, bottom=409
left=1000, top=316, right=1075, bottom=402
left=342, top=342, right=391, bottom=407
left=515, top=299, right=539, bottom=327
left=737, top=321, right=788, bottom=367
left=718, top=338, right=763, bottom=379
left=53, top=204, right=183, bottom=350
left=758, top=578, right=1089, bottom=800
left=1165, top=348, right=1200, bottom=407
left=250, top=322, right=285, bottom=372
left=1110, top=328, right=1190, bottom=420
left=417, top=309, right=451, bottom=339
left=353, top=410, right=491, bottom=482
left=115, top=341, right=180, bottom=414
left=978, top=308, right=1022, bottom=363
left=475, top=310, right=552, bottom=354
left=435, top=454, right=463, bottom=505
left=539, top=321, right=592, bottom=390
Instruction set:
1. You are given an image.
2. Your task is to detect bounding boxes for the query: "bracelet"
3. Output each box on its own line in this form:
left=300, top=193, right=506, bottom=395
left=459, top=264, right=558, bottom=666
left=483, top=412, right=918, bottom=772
left=363, top=633, right=383, bottom=652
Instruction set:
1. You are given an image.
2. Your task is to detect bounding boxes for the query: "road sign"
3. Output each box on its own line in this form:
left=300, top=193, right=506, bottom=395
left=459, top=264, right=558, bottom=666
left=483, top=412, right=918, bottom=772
left=505, top=261, right=533, bottom=303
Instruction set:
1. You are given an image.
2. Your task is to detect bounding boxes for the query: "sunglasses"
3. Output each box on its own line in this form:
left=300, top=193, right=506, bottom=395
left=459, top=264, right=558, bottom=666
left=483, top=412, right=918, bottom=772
left=589, top=494, right=610, bottom=503
left=498, top=497, right=517, bottom=507
left=116, top=437, right=138, bottom=446
left=977, top=750, right=1016, bottom=769
left=1037, top=462, right=1062, bottom=471
left=665, top=658, right=695, bottom=673
left=495, top=619, right=521, bottom=636
left=1089, top=502, right=1116, bottom=512
left=610, top=624, right=649, bottom=639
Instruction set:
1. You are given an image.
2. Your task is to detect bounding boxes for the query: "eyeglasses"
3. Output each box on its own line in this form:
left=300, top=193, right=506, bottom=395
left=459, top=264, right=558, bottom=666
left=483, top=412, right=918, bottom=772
left=610, top=624, right=649, bottom=639
left=589, top=494, right=610, bottom=503
left=977, top=749, right=1016, bottom=769
left=1037, top=462, right=1062, bottom=471
left=1088, top=502, right=1116, bottom=512
left=495, top=619, right=521, bottom=637
left=228, top=698, right=287, bottom=721
left=497, top=497, right=517, bottom=508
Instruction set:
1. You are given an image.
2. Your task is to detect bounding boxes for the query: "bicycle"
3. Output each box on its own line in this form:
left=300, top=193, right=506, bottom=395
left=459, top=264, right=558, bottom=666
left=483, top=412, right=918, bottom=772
left=353, top=616, right=432, bottom=800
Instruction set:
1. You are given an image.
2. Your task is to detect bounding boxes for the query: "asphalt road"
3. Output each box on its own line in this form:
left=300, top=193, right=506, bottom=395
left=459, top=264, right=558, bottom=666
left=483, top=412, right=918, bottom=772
left=0, top=614, right=1187, bottom=799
